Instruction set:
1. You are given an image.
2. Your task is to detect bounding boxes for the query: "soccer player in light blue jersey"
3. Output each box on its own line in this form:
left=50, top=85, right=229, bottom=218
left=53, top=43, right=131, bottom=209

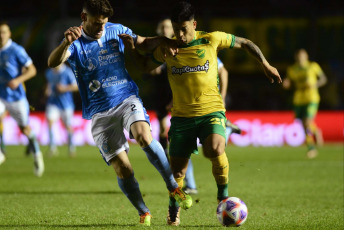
left=0, top=21, right=44, bottom=177
left=47, top=0, right=191, bottom=226
left=45, top=63, right=78, bottom=157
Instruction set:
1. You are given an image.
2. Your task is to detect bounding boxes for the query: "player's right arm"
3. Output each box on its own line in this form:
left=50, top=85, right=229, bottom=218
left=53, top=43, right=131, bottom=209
left=48, top=26, right=82, bottom=68
left=232, top=36, right=282, bottom=84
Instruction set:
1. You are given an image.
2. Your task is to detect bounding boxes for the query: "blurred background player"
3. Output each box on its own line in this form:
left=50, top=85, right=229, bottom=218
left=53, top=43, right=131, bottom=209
left=0, top=104, right=6, bottom=154
left=283, top=49, right=327, bottom=158
left=0, top=21, right=44, bottom=176
left=147, top=18, right=174, bottom=154
left=45, top=63, right=78, bottom=157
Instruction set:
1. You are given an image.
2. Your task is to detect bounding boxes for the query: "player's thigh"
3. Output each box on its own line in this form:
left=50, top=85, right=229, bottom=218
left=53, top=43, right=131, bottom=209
left=5, top=98, right=30, bottom=127
left=45, top=104, right=61, bottom=122
left=168, top=116, right=198, bottom=159
left=198, top=112, right=227, bottom=158
left=293, top=105, right=306, bottom=120
left=306, top=103, right=319, bottom=120
left=60, top=108, right=74, bottom=128
left=121, top=95, right=151, bottom=139
left=91, top=109, right=129, bottom=165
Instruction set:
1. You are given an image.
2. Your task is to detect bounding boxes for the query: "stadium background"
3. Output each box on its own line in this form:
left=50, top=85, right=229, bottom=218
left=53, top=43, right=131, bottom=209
left=1, top=0, right=343, bottom=143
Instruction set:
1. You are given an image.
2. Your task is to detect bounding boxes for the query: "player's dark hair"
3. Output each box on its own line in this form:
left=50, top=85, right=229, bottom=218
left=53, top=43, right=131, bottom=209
left=171, top=1, right=195, bottom=23
left=82, top=0, right=114, bottom=17
left=0, top=20, right=9, bottom=27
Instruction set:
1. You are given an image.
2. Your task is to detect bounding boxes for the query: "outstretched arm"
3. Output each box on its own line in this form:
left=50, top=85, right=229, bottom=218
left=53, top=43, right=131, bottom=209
left=136, top=35, right=179, bottom=57
left=48, top=26, right=82, bottom=68
left=119, top=34, right=160, bottom=72
left=233, top=37, right=282, bottom=84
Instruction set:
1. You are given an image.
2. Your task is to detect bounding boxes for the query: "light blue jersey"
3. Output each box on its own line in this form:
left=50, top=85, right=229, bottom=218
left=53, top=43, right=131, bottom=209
left=66, top=22, right=139, bottom=120
left=45, top=64, right=76, bottom=110
left=0, top=39, right=32, bottom=102
left=217, top=57, right=223, bottom=69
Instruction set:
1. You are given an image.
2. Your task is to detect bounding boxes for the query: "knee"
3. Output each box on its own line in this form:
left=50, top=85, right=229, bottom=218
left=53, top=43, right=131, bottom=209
left=111, top=158, right=133, bottom=179
left=135, top=131, right=153, bottom=147
left=204, top=145, right=225, bottom=158
left=20, top=126, right=31, bottom=136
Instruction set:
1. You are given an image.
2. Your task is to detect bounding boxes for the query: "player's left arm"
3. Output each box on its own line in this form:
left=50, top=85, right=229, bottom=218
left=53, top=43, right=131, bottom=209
left=218, top=65, right=228, bottom=106
left=119, top=34, right=161, bottom=72
left=233, top=37, right=282, bottom=84
left=8, top=63, right=37, bottom=90
left=315, top=64, right=327, bottom=88
left=136, top=35, right=179, bottom=57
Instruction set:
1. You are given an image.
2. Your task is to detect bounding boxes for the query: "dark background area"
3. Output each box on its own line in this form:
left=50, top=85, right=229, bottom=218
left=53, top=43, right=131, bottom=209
left=1, top=0, right=343, bottom=112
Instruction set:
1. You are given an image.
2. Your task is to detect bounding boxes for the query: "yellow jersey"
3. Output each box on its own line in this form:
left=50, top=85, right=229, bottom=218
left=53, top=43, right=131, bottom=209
left=286, top=61, right=323, bottom=105
left=152, top=31, right=235, bottom=117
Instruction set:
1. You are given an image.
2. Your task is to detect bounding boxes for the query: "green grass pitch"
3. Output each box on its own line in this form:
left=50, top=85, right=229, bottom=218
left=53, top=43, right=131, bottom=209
left=0, top=144, right=343, bottom=229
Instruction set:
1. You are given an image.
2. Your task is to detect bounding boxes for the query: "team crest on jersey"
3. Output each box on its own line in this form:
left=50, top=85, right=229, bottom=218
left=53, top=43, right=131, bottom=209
left=196, top=49, right=206, bottom=59
left=171, top=60, right=209, bottom=75
left=89, top=80, right=101, bottom=92
left=84, top=57, right=98, bottom=71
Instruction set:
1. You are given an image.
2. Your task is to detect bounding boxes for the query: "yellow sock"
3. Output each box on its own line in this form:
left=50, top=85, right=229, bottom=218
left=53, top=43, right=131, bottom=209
left=175, top=176, right=185, bottom=188
left=210, top=153, right=229, bottom=185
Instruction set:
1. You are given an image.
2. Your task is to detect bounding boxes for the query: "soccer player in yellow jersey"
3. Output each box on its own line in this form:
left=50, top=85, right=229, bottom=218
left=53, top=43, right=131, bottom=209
left=119, top=1, right=281, bottom=226
left=283, top=49, right=327, bottom=158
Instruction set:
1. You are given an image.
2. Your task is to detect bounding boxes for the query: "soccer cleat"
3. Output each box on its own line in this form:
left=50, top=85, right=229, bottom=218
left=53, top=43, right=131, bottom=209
left=34, top=153, right=45, bottom=177
left=170, top=187, right=192, bottom=210
left=0, top=152, right=5, bottom=165
left=139, top=212, right=152, bottom=226
left=184, top=187, right=198, bottom=195
left=226, top=120, right=241, bottom=134
left=167, top=206, right=181, bottom=226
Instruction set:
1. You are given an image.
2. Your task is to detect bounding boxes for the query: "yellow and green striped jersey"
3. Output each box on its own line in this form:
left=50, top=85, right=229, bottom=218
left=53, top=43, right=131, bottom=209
left=152, top=31, right=235, bottom=117
left=286, top=61, right=323, bottom=105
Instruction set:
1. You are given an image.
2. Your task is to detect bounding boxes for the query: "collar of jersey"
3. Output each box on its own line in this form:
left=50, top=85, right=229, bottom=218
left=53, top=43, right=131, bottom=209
left=0, top=39, right=12, bottom=51
left=178, top=32, right=209, bottom=48
left=81, top=28, right=106, bottom=41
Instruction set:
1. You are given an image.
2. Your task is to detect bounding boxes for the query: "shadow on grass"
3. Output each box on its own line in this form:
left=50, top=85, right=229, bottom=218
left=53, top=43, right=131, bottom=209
left=0, top=190, right=121, bottom=195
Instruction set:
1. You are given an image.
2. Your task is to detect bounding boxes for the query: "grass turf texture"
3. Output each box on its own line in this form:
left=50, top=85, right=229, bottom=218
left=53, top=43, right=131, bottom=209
left=0, top=144, right=343, bottom=230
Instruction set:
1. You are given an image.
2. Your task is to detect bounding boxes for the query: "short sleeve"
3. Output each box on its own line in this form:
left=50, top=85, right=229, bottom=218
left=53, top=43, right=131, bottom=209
left=16, top=46, right=32, bottom=67
left=152, top=46, right=165, bottom=65
left=211, top=31, right=236, bottom=50
left=122, top=25, right=138, bottom=44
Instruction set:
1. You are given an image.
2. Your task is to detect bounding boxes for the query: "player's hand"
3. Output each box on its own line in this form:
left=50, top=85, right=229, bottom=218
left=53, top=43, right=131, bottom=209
left=64, top=26, right=82, bottom=44
left=118, top=34, right=135, bottom=50
left=262, top=63, right=282, bottom=84
left=7, top=78, right=20, bottom=90
left=56, top=84, right=67, bottom=93
left=161, top=37, right=179, bottom=57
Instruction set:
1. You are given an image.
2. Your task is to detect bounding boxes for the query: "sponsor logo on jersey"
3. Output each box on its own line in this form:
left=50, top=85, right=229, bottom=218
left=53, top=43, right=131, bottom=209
left=84, top=58, right=98, bottom=71
left=89, top=80, right=101, bottom=92
left=171, top=60, right=209, bottom=75
left=99, top=49, right=108, bottom=55
left=196, top=49, right=205, bottom=59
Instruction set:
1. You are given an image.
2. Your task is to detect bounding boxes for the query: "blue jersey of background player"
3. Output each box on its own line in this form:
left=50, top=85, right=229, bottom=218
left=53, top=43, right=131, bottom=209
left=0, top=21, right=44, bottom=177
left=47, top=0, right=191, bottom=225
left=45, top=63, right=78, bottom=157
left=66, top=22, right=139, bottom=120
left=45, top=64, right=76, bottom=110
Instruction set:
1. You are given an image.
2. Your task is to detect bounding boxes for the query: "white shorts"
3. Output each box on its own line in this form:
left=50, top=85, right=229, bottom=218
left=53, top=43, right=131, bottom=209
left=46, top=104, right=74, bottom=127
left=91, top=95, right=150, bottom=164
left=0, top=98, right=29, bottom=127
left=0, top=100, right=5, bottom=115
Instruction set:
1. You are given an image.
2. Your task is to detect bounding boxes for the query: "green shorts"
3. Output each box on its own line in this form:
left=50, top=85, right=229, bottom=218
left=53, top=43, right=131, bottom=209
left=294, top=103, right=319, bottom=119
left=168, top=111, right=227, bottom=158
